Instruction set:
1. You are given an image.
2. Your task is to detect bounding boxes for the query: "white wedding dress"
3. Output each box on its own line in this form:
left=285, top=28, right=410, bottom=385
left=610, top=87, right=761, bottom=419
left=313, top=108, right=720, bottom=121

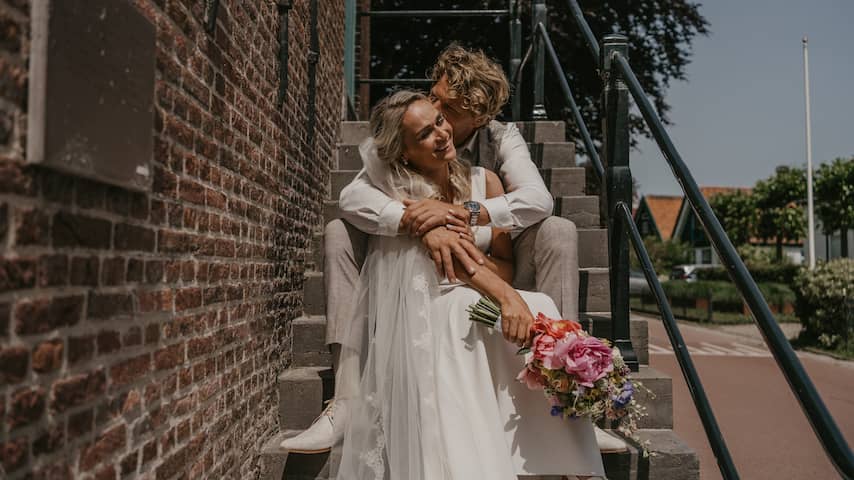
left=335, top=167, right=605, bottom=480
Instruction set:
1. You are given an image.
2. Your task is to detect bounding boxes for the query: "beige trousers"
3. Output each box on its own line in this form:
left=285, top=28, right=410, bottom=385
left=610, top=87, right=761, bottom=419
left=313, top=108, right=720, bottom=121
left=323, top=216, right=579, bottom=346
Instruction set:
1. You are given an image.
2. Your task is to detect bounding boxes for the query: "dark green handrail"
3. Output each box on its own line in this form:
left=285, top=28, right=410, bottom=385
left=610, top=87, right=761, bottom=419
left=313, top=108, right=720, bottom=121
left=610, top=50, right=854, bottom=479
left=617, top=202, right=739, bottom=479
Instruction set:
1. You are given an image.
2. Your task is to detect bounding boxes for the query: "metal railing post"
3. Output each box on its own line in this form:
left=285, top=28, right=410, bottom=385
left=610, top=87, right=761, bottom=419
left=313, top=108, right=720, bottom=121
left=601, top=34, right=638, bottom=372
left=531, top=0, right=547, bottom=119
left=509, top=1, right=522, bottom=120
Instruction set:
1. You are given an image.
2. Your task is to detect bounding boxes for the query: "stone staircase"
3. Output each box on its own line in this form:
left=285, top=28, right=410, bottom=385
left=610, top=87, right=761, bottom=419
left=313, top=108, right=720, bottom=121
left=259, top=121, right=699, bottom=480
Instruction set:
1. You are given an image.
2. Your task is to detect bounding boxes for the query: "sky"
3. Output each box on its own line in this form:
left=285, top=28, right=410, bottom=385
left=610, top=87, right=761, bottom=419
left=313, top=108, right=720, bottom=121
left=626, top=0, right=854, bottom=196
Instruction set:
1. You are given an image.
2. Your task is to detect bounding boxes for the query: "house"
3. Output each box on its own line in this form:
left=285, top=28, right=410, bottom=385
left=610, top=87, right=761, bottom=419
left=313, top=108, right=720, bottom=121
left=635, top=187, right=805, bottom=265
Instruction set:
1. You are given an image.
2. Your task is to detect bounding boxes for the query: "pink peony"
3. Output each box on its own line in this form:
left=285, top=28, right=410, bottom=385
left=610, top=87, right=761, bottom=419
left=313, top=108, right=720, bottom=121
left=552, top=334, right=614, bottom=387
left=531, top=331, right=557, bottom=362
left=516, top=364, right=546, bottom=390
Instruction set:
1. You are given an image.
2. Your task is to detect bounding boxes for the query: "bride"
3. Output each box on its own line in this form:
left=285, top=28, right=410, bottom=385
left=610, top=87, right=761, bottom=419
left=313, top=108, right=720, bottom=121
left=334, top=90, right=605, bottom=480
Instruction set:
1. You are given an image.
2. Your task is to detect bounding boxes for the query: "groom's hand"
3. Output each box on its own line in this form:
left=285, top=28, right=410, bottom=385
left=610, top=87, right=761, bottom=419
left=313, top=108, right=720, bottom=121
left=402, top=199, right=469, bottom=237
left=421, top=227, right=484, bottom=282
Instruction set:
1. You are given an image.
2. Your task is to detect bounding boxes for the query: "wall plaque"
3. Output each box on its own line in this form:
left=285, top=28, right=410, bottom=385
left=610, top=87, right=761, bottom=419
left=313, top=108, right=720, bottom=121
left=28, top=0, right=156, bottom=191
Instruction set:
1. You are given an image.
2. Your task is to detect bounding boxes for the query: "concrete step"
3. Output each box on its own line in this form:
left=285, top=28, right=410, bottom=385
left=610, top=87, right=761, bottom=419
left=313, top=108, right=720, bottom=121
left=578, top=228, right=608, bottom=269
left=303, top=272, right=325, bottom=316
left=278, top=366, right=333, bottom=431
left=631, top=366, right=673, bottom=430
left=259, top=429, right=340, bottom=480
left=540, top=167, right=585, bottom=197
left=514, top=120, right=566, bottom=143
left=308, top=231, right=324, bottom=271
left=530, top=142, right=576, bottom=168
left=263, top=427, right=696, bottom=480
left=583, top=315, right=650, bottom=367
left=292, top=316, right=331, bottom=368
left=603, top=429, right=699, bottom=480
left=555, top=195, right=600, bottom=228
left=579, top=267, right=610, bottom=314
left=339, top=120, right=566, bottom=146
left=335, top=144, right=363, bottom=170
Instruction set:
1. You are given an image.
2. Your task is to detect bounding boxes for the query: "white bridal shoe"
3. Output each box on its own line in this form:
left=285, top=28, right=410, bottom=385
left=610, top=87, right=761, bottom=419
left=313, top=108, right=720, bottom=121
left=280, top=400, right=343, bottom=454
left=594, top=426, right=628, bottom=453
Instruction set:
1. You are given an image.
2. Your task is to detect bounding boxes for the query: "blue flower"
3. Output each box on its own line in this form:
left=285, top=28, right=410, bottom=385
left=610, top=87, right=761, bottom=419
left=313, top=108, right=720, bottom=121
left=551, top=405, right=564, bottom=417
left=612, top=380, right=634, bottom=408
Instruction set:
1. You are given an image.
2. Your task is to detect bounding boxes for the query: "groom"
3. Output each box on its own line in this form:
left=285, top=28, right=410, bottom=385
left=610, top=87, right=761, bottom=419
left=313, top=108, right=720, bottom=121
left=282, top=44, right=625, bottom=454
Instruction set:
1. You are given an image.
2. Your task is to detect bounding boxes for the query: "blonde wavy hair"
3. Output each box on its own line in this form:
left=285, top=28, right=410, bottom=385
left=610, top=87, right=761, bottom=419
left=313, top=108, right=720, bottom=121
left=429, top=44, right=510, bottom=122
left=370, top=90, right=471, bottom=203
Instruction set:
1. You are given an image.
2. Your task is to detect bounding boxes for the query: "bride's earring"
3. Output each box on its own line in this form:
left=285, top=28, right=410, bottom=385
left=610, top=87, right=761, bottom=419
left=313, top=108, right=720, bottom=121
left=402, top=157, right=409, bottom=166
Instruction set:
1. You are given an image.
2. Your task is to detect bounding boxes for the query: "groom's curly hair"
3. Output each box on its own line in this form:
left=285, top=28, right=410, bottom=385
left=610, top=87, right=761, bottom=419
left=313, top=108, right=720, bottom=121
left=429, top=44, right=510, bottom=122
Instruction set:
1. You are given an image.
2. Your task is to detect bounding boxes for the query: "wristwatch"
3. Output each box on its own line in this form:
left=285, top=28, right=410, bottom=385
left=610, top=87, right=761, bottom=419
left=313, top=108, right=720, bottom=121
left=463, top=201, right=480, bottom=227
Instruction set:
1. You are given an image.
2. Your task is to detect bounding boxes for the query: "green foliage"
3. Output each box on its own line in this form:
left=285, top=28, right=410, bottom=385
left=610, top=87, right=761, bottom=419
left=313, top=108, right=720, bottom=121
left=695, top=261, right=802, bottom=286
left=754, top=166, right=806, bottom=260
left=709, top=190, right=756, bottom=247
left=814, top=157, right=854, bottom=235
left=630, top=236, right=690, bottom=275
left=367, top=0, right=709, bottom=150
left=795, top=259, right=854, bottom=349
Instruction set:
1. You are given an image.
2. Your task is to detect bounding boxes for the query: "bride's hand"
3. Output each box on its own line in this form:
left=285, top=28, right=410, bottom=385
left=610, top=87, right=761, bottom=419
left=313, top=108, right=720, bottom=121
left=444, top=224, right=476, bottom=244
left=402, top=199, right=469, bottom=237
left=498, top=290, right=534, bottom=347
left=421, top=227, right=485, bottom=282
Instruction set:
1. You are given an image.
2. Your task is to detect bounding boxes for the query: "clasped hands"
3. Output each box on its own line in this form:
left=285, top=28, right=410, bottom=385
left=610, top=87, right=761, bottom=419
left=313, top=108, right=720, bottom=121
left=401, top=198, right=533, bottom=347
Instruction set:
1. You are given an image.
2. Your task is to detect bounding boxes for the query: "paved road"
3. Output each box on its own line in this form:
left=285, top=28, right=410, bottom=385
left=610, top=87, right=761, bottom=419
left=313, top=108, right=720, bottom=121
left=641, top=314, right=854, bottom=480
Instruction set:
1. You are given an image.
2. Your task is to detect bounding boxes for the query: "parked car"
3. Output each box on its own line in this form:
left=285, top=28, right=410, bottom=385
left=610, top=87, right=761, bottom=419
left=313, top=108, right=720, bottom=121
left=629, top=270, right=651, bottom=295
left=669, top=264, right=715, bottom=282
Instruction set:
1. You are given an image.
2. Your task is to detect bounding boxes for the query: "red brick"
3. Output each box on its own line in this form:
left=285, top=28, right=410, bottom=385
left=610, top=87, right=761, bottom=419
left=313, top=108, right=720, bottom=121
left=0, top=302, right=8, bottom=338
left=175, top=287, right=201, bottom=311
left=51, top=370, right=106, bottom=412
left=0, top=161, right=34, bottom=195
left=0, top=436, right=28, bottom=473
left=8, top=386, right=46, bottom=429
left=142, top=440, right=157, bottom=464
left=52, top=211, right=111, bottom=249
left=88, top=292, right=133, bottom=320
left=145, top=259, right=164, bottom=283
left=0, top=256, right=36, bottom=290
left=123, top=327, right=142, bottom=347
left=115, top=223, right=156, bottom=252
left=179, top=179, right=206, bottom=205
left=154, top=343, right=184, bottom=371
left=109, top=354, right=151, bottom=387
left=97, top=330, right=121, bottom=354
left=14, top=206, right=50, bottom=245
left=127, top=258, right=144, bottom=282
left=101, top=257, right=125, bottom=285
left=15, top=295, right=83, bottom=334
left=75, top=178, right=106, bottom=209
left=79, top=424, right=126, bottom=471
left=68, top=409, right=94, bottom=437
left=187, top=337, right=214, bottom=359
left=32, top=423, right=65, bottom=457
left=121, top=450, right=139, bottom=476
left=205, top=188, right=226, bottom=209
left=0, top=345, right=28, bottom=383
left=68, top=334, right=95, bottom=365
left=70, top=256, right=100, bottom=286
left=145, top=323, right=161, bottom=344
left=32, top=339, right=63, bottom=373
left=38, top=254, right=68, bottom=287
left=138, top=289, right=173, bottom=313
left=94, top=464, right=116, bottom=480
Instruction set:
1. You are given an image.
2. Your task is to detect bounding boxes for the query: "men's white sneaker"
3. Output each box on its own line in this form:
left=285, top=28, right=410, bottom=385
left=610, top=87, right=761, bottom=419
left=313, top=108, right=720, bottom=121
left=280, top=400, right=343, bottom=454
left=595, top=426, right=628, bottom=453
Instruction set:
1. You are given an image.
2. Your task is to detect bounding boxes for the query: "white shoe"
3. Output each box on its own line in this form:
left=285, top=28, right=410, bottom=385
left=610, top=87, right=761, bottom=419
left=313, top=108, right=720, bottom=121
left=280, top=400, right=344, bottom=454
left=595, top=426, right=628, bottom=453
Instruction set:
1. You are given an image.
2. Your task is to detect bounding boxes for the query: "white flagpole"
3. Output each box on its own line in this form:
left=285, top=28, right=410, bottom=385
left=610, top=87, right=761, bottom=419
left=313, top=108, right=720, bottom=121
left=803, top=36, right=816, bottom=269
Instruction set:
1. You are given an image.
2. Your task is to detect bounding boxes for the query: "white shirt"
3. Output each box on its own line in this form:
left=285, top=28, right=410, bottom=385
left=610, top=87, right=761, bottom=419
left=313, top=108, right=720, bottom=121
left=338, top=122, right=553, bottom=236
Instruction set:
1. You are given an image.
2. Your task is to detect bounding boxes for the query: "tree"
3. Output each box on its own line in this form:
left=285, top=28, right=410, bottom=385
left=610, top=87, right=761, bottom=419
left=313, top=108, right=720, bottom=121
left=630, top=236, right=690, bottom=275
left=814, top=157, right=854, bottom=257
left=709, top=190, right=756, bottom=247
left=367, top=0, right=709, bottom=151
left=753, top=166, right=806, bottom=261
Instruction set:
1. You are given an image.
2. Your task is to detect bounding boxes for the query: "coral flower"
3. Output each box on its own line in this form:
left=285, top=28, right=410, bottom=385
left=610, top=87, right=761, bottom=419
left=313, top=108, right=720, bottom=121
left=532, top=313, right=581, bottom=339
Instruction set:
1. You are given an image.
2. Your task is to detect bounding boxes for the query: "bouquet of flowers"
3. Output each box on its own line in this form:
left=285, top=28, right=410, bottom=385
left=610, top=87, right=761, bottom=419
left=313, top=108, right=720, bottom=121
left=467, top=297, right=648, bottom=438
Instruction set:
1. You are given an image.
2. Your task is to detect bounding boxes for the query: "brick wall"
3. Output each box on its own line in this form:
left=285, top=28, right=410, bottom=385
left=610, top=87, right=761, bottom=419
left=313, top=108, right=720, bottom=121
left=0, top=1, right=343, bottom=478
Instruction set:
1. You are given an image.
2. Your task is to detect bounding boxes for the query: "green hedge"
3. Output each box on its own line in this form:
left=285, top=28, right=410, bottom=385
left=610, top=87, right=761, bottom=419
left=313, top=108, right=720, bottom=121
left=795, top=259, right=853, bottom=348
left=696, top=263, right=803, bottom=285
left=639, top=280, right=795, bottom=317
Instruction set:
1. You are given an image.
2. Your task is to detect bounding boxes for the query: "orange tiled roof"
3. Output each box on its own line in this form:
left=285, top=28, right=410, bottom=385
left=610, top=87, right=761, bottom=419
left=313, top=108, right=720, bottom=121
left=699, top=186, right=752, bottom=200
left=642, top=195, right=683, bottom=240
